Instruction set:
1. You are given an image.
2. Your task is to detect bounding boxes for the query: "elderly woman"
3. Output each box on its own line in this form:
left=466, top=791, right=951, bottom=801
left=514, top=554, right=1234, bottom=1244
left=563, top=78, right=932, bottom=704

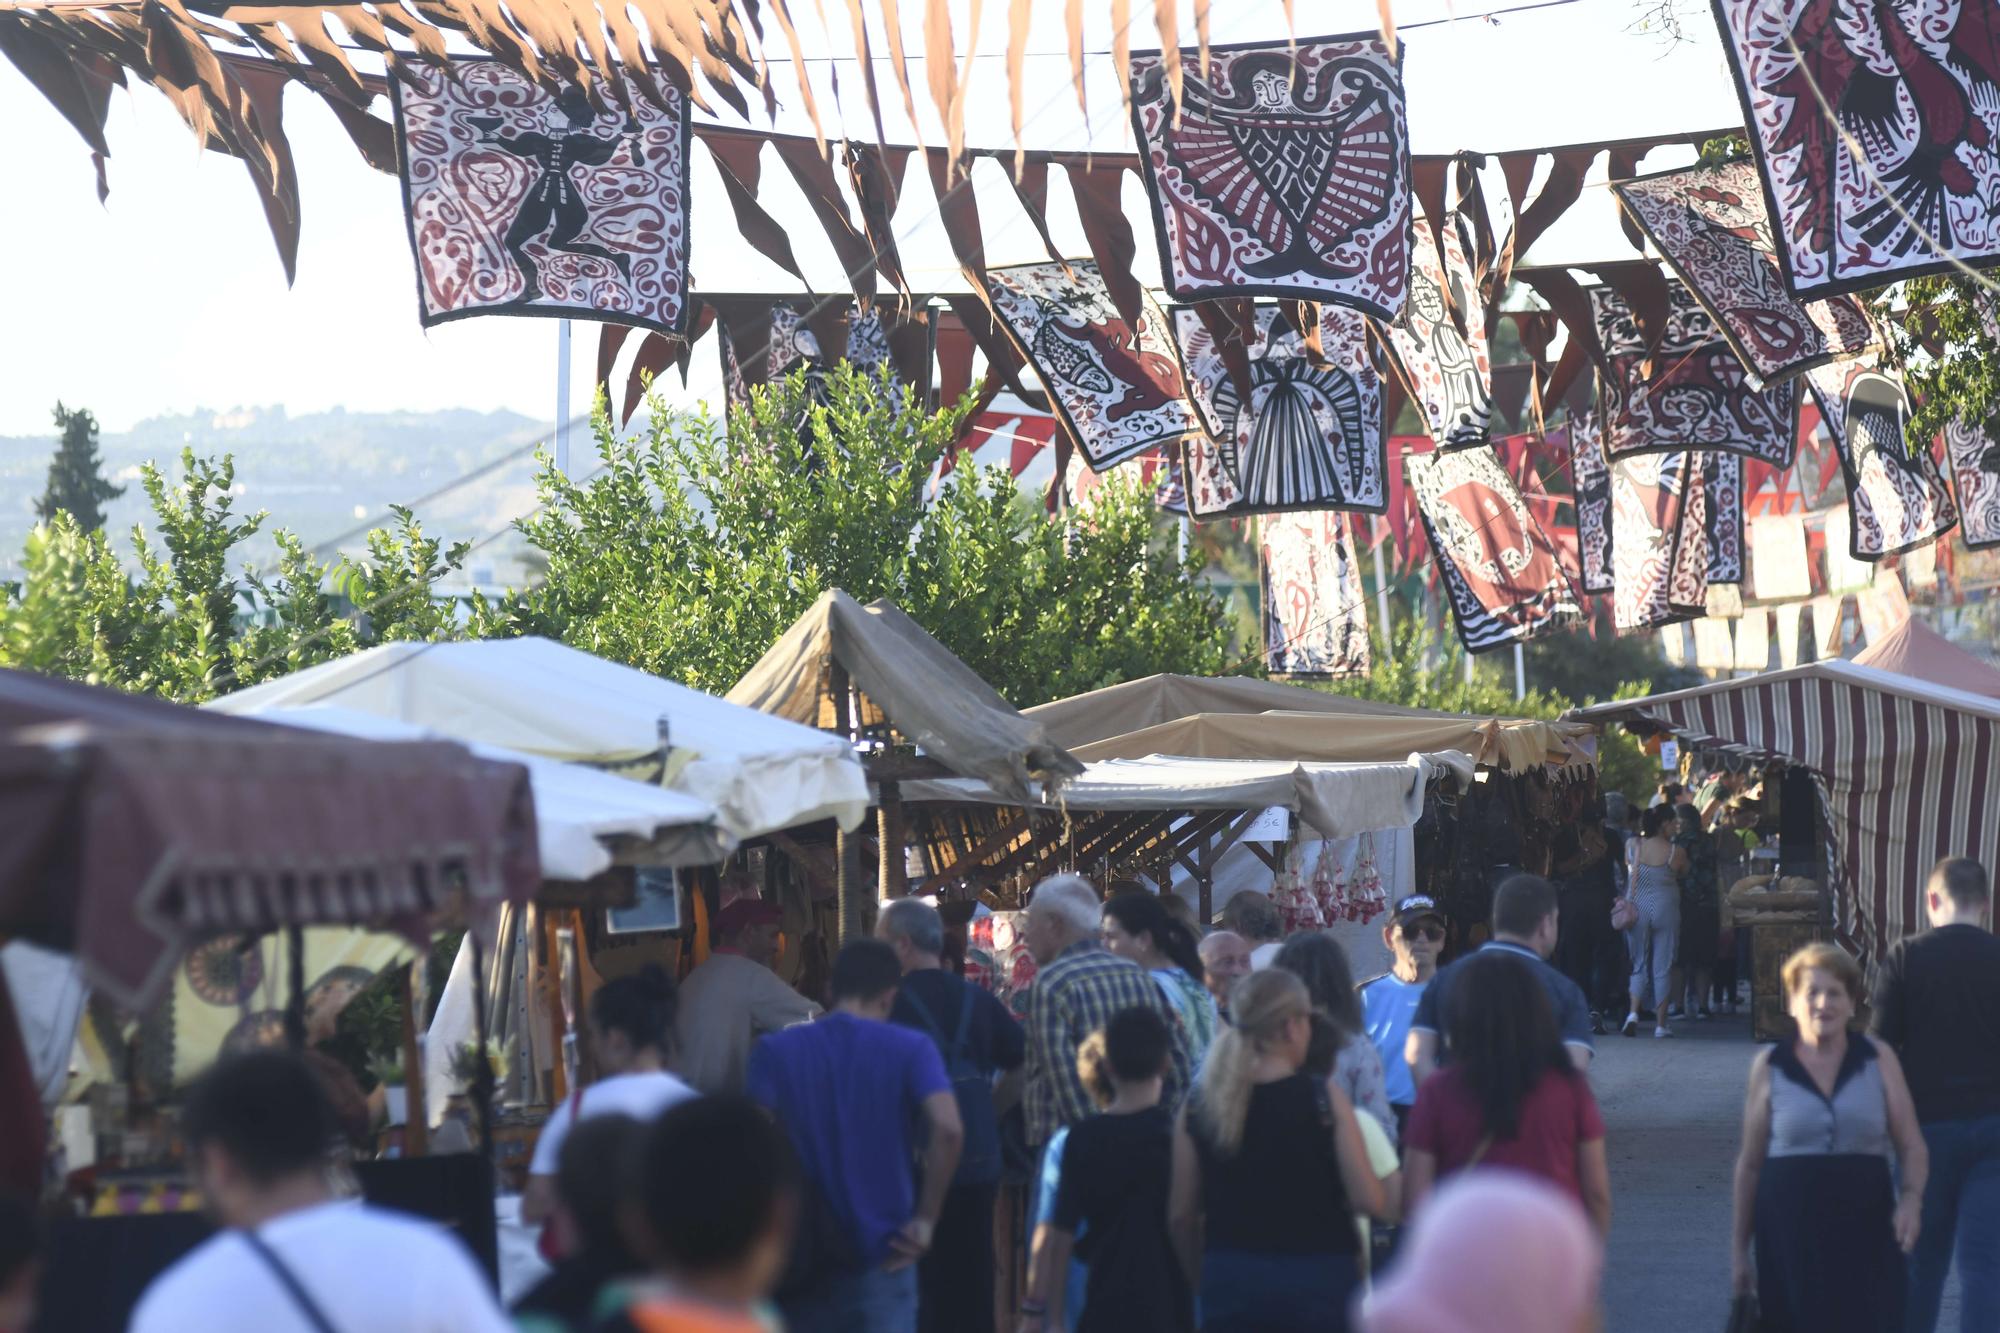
left=1732, top=943, right=1928, bottom=1332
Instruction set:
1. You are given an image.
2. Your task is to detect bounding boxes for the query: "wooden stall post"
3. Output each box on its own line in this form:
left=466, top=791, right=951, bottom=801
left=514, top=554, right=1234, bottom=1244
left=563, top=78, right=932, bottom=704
left=831, top=662, right=866, bottom=943
left=879, top=779, right=906, bottom=899
left=401, top=962, right=430, bottom=1157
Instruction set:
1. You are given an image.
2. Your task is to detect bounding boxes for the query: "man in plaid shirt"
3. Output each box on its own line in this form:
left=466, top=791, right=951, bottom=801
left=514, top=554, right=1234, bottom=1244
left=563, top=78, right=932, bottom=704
left=1020, top=874, right=1193, bottom=1147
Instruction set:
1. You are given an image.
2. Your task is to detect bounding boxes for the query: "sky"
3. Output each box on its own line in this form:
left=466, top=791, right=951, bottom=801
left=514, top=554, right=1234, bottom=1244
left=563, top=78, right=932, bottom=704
left=0, top=0, right=1741, bottom=439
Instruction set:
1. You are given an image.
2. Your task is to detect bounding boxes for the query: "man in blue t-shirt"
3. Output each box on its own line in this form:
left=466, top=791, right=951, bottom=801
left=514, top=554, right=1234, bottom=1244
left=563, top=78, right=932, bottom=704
left=1407, top=874, right=1596, bottom=1086
left=748, top=939, right=964, bottom=1333
left=1358, top=894, right=1448, bottom=1136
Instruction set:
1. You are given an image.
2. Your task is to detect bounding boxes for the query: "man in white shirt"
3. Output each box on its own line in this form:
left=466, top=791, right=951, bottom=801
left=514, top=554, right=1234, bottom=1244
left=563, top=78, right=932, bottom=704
left=130, top=1051, right=511, bottom=1333
left=675, top=897, right=821, bottom=1093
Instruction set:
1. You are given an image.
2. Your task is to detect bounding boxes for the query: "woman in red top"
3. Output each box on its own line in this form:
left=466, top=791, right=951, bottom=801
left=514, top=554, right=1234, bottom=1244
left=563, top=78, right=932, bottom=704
left=1403, top=952, right=1612, bottom=1233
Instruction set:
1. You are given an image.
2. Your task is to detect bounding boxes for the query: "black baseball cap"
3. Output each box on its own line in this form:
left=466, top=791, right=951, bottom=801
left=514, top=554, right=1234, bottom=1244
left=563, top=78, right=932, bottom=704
left=1389, top=894, right=1446, bottom=929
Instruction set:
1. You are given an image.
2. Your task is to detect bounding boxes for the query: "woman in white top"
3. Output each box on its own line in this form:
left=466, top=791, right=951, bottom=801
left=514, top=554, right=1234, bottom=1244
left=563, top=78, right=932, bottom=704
left=521, top=966, right=697, bottom=1226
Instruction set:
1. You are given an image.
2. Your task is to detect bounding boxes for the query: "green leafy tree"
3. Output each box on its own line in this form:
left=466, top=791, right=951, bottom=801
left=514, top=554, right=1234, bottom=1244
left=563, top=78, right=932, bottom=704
left=36, top=402, right=125, bottom=533
left=475, top=367, right=1231, bottom=704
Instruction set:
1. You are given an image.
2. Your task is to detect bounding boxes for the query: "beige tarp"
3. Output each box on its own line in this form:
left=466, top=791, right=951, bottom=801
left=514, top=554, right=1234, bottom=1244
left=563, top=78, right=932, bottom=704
left=728, top=591, right=1083, bottom=803
left=903, top=752, right=1474, bottom=841
left=1024, top=674, right=1595, bottom=773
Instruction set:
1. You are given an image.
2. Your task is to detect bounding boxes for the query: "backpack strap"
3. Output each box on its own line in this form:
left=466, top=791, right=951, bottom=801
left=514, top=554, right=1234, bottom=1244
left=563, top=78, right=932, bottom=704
left=949, top=980, right=977, bottom=1056
left=241, top=1230, right=341, bottom=1333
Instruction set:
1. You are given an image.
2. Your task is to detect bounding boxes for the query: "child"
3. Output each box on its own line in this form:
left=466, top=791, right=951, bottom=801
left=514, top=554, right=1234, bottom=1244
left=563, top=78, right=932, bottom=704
left=595, top=1096, right=797, bottom=1333
left=1021, top=1007, right=1193, bottom=1333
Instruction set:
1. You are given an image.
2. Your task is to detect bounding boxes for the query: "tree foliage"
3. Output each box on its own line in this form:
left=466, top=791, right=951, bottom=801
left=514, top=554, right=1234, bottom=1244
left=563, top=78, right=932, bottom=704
left=36, top=402, right=125, bottom=534
left=475, top=367, right=1231, bottom=705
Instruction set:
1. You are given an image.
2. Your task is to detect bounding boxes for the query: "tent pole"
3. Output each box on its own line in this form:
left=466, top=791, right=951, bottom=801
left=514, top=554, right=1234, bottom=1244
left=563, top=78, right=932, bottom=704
left=878, top=779, right=906, bottom=900
left=401, top=962, right=430, bottom=1158
left=468, top=923, right=495, bottom=1159
left=284, top=926, right=307, bottom=1053
left=832, top=662, right=865, bottom=943
left=555, top=320, right=573, bottom=476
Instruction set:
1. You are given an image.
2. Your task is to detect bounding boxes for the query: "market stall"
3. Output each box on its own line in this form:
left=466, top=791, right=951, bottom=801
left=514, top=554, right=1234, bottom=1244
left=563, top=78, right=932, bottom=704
left=1572, top=661, right=2000, bottom=970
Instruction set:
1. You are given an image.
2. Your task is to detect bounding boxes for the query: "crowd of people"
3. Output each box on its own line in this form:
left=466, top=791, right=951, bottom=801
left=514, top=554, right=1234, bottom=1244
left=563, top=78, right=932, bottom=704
left=6, top=835, right=1993, bottom=1333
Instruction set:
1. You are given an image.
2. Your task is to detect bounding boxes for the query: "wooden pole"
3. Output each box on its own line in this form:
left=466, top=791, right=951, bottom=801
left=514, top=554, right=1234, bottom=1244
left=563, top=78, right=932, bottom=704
left=284, top=925, right=307, bottom=1053
left=400, top=962, right=430, bottom=1157
left=831, top=662, right=865, bottom=943
left=878, top=779, right=906, bottom=900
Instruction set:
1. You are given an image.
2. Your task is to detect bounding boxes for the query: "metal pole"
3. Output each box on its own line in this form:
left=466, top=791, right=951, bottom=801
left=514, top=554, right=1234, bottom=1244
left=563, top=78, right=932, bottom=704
left=1371, top=515, right=1392, bottom=647
left=555, top=319, right=573, bottom=476
left=1177, top=515, right=1190, bottom=565
left=1513, top=641, right=1527, bottom=700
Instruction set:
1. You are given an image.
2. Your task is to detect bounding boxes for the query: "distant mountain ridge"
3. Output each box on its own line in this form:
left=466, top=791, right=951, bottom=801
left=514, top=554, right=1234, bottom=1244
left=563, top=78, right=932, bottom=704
left=1, top=404, right=553, bottom=583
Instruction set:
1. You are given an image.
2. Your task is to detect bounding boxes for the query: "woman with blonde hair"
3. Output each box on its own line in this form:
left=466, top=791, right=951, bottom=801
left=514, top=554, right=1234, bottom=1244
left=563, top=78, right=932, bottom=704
left=1169, top=969, right=1386, bottom=1332
left=1731, top=942, right=1928, bottom=1332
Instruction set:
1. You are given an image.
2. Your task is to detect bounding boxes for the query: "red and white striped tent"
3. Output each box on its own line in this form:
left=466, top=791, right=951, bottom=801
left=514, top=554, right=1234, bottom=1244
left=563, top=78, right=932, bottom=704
left=1573, top=663, right=2000, bottom=963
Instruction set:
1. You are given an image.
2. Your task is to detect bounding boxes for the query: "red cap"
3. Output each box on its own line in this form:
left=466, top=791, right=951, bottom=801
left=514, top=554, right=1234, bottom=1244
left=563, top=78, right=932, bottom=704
left=715, top=898, right=782, bottom=937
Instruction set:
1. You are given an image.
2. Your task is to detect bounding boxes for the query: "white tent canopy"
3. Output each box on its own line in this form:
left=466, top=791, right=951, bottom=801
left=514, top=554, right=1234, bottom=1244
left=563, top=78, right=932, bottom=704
left=248, top=705, right=736, bottom=878
left=209, top=638, right=870, bottom=840
left=904, top=750, right=1470, bottom=841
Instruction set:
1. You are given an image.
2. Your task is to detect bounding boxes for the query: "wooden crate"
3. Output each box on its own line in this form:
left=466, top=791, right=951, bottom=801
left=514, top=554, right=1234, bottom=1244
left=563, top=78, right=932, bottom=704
left=1749, top=920, right=1829, bottom=1042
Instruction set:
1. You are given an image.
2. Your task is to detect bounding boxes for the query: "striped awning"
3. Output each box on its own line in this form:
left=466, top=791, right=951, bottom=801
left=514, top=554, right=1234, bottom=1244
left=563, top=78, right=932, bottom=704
left=1572, top=662, right=2000, bottom=962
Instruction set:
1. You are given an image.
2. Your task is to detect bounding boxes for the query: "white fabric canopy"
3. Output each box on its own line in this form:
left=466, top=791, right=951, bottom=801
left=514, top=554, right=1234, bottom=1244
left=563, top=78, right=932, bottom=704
left=904, top=750, right=1469, bottom=840
left=246, top=705, right=736, bottom=877
left=209, top=639, right=870, bottom=839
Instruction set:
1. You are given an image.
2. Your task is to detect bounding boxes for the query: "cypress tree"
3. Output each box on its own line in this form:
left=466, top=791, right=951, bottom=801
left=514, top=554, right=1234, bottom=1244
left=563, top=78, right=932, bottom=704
left=36, top=401, right=124, bottom=533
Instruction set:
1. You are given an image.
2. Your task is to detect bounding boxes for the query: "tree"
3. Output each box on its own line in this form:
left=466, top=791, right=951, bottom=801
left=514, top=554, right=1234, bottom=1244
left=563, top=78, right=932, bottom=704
left=473, top=367, right=1232, bottom=704
left=36, top=402, right=124, bottom=533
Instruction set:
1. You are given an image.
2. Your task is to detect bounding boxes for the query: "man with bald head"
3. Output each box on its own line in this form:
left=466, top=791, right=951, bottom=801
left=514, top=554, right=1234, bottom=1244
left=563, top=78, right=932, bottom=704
left=1197, top=931, right=1252, bottom=1019
left=1019, top=874, right=1191, bottom=1148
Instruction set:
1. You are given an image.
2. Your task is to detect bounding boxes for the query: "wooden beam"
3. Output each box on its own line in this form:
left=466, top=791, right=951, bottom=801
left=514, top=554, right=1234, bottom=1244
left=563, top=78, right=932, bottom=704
left=1244, top=839, right=1283, bottom=873
left=915, top=811, right=1031, bottom=895
left=1199, top=809, right=1262, bottom=874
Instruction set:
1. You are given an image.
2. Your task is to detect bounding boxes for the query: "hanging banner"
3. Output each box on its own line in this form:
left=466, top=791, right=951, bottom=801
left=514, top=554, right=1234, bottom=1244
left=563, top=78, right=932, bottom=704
left=1611, top=450, right=1699, bottom=633
left=1611, top=158, right=1878, bottom=387
left=1670, top=450, right=1713, bottom=619
left=1735, top=606, right=1771, bottom=671
left=1387, top=213, right=1494, bottom=448
left=717, top=302, right=932, bottom=418
left=1173, top=304, right=1387, bottom=518
left=1706, top=582, right=1745, bottom=620
left=1130, top=35, right=1411, bottom=318
left=1405, top=445, right=1581, bottom=653
left=1774, top=601, right=1805, bottom=667
left=1805, top=358, right=1960, bottom=559
left=1822, top=506, right=1873, bottom=593
left=1944, top=416, right=2000, bottom=550
left=1566, top=412, right=1614, bottom=593
left=1811, top=594, right=1848, bottom=660
left=1694, top=617, right=1736, bottom=671
left=1749, top=513, right=1812, bottom=600
left=1704, top=451, right=1745, bottom=585
left=1858, top=567, right=1911, bottom=644
left=391, top=59, right=691, bottom=335
left=1591, top=280, right=1798, bottom=464
left=1714, top=0, right=2000, bottom=299
left=1258, top=511, right=1372, bottom=677
left=984, top=260, right=1200, bottom=469
left=1661, top=622, right=1692, bottom=667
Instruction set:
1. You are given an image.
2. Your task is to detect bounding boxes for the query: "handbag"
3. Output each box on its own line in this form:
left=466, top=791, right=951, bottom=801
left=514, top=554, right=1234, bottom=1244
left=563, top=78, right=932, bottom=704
left=1724, top=1293, right=1763, bottom=1333
left=1611, top=897, right=1638, bottom=931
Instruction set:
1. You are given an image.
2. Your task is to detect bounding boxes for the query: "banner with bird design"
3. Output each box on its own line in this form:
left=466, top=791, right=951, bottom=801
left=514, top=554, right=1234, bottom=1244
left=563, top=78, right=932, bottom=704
left=1173, top=303, right=1387, bottom=518
left=1130, top=34, right=1411, bottom=319
left=391, top=59, right=690, bottom=334
left=984, top=261, right=1200, bottom=469
left=1713, top=0, right=2000, bottom=299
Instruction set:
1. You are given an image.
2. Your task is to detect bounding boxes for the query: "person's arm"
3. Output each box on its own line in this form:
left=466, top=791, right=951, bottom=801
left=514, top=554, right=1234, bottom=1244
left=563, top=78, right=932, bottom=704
left=1577, top=1137, right=1612, bottom=1236
left=1339, top=1037, right=1398, bottom=1143
left=1406, top=1029, right=1439, bottom=1087
left=1872, top=1038, right=1928, bottom=1253
left=1559, top=981, right=1596, bottom=1071
left=891, top=1089, right=964, bottom=1270
left=518, top=1099, right=574, bottom=1226
left=1355, top=1108, right=1403, bottom=1225
left=1020, top=1224, right=1075, bottom=1332
left=1670, top=847, right=1690, bottom=875
left=1168, top=1111, right=1204, bottom=1287
left=747, top=967, right=822, bottom=1032
left=1326, top=1079, right=1387, bottom=1219
left=1732, top=1051, right=1773, bottom=1295
left=1868, top=946, right=1908, bottom=1051
left=1402, top=1147, right=1436, bottom=1220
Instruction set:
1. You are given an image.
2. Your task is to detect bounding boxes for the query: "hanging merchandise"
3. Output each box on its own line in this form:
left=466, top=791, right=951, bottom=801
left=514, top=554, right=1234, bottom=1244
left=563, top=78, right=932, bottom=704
left=1705, top=451, right=1745, bottom=584
left=1805, top=358, right=1960, bottom=559
left=1387, top=214, right=1495, bottom=448
left=1706, top=583, right=1745, bottom=620
left=1693, top=617, right=1736, bottom=671
left=1749, top=513, right=1813, bottom=600
left=1404, top=445, right=1582, bottom=653
left=716, top=301, right=932, bottom=417
left=1611, top=159, right=1878, bottom=387
left=983, top=261, right=1200, bottom=469
left=1130, top=34, right=1411, bottom=318
left=1822, top=506, right=1874, bottom=593
left=1610, top=451, right=1702, bottom=633
left=1943, top=416, right=2000, bottom=549
left=1811, top=593, right=1848, bottom=660
left=390, top=60, right=690, bottom=335
left=1669, top=449, right=1713, bottom=618
left=1735, top=607, right=1772, bottom=671
left=1258, top=511, right=1372, bottom=678
left=1661, top=622, right=1692, bottom=667
left=1591, top=279, right=1798, bottom=464
left=1713, top=0, right=2000, bottom=299
left=1566, top=412, right=1614, bottom=593
left=1774, top=601, right=1806, bottom=667
left=1173, top=304, right=1387, bottom=517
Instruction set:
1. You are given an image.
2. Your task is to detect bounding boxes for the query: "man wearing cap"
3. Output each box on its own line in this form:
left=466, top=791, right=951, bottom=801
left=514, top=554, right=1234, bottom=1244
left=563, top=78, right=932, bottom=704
left=1358, top=895, right=1446, bottom=1137
left=675, top=895, right=821, bottom=1094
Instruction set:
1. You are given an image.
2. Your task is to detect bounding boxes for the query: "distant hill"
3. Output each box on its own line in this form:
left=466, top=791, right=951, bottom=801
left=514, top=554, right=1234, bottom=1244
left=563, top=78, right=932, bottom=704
left=0, top=405, right=556, bottom=586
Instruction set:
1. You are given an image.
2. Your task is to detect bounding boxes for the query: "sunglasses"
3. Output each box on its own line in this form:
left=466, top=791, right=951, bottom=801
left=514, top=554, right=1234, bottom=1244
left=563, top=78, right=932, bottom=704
left=1398, top=923, right=1446, bottom=942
